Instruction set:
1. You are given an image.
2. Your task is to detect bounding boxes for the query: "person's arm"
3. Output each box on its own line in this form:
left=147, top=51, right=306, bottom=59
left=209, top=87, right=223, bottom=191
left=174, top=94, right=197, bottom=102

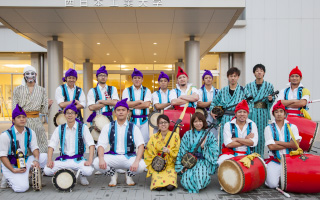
left=0, top=157, right=26, bottom=173
left=197, top=101, right=211, bottom=108
left=31, top=149, right=40, bottom=168
left=154, top=103, right=171, bottom=110
left=46, top=147, right=54, bottom=168
left=179, top=92, right=199, bottom=102
left=97, top=146, right=107, bottom=169
left=171, top=98, right=188, bottom=106
left=84, top=126, right=96, bottom=166
left=281, top=99, right=307, bottom=108
left=84, top=145, right=95, bottom=166
left=130, top=144, right=144, bottom=172
left=134, top=101, right=151, bottom=109
left=233, top=137, right=254, bottom=147
left=127, top=100, right=143, bottom=108
left=276, top=140, right=300, bottom=150
left=97, top=99, right=118, bottom=106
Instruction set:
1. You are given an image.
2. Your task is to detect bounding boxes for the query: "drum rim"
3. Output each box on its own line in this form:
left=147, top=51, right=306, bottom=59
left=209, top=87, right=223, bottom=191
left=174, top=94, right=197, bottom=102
left=280, top=154, right=287, bottom=191
left=195, top=107, right=208, bottom=118
left=218, top=159, right=244, bottom=194
left=53, top=111, right=65, bottom=127
left=308, top=122, right=319, bottom=152
left=52, top=169, right=76, bottom=192
left=148, top=111, right=161, bottom=129
left=31, top=167, right=42, bottom=191
left=256, top=156, right=267, bottom=184
left=93, top=114, right=110, bottom=131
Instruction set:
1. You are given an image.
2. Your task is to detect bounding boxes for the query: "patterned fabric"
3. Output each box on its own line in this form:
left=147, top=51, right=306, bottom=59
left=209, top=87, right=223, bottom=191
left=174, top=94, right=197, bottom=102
left=209, top=84, right=250, bottom=154
left=144, top=131, right=180, bottom=190
left=175, top=130, right=219, bottom=193
left=245, top=81, right=274, bottom=156
left=13, top=84, right=49, bottom=153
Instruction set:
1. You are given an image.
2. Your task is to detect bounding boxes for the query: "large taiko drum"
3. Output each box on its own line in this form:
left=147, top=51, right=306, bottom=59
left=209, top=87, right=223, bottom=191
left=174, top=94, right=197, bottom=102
left=218, top=155, right=266, bottom=194
left=281, top=154, right=320, bottom=193
left=286, top=115, right=319, bottom=152
left=163, top=110, right=192, bottom=138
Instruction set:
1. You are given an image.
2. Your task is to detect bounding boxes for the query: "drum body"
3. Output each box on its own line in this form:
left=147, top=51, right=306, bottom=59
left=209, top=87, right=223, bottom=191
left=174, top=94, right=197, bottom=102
left=286, top=115, right=319, bottom=152
left=52, top=169, right=76, bottom=192
left=53, top=111, right=67, bottom=127
left=281, top=154, right=320, bottom=193
left=218, top=155, right=266, bottom=194
left=148, top=111, right=163, bottom=129
left=92, top=114, right=110, bottom=132
left=163, top=110, right=191, bottom=138
left=31, top=167, right=42, bottom=191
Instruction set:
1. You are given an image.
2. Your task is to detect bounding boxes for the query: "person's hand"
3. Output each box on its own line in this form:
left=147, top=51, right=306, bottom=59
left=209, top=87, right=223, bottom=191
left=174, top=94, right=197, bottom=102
left=48, top=99, right=53, bottom=106
left=210, top=112, right=217, bottom=120
left=245, top=133, right=254, bottom=139
left=99, top=158, right=107, bottom=170
left=130, top=160, right=139, bottom=172
left=84, top=160, right=92, bottom=166
left=13, top=168, right=27, bottom=173
left=32, top=160, right=40, bottom=168
left=74, top=100, right=81, bottom=105
left=162, top=147, right=170, bottom=154
left=268, top=95, right=273, bottom=101
left=201, top=137, right=207, bottom=149
left=47, top=160, right=54, bottom=169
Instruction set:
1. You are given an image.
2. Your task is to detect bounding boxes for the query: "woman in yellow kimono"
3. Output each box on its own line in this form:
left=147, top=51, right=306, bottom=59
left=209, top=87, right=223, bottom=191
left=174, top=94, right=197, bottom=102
left=144, top=114, right=181, bottom=191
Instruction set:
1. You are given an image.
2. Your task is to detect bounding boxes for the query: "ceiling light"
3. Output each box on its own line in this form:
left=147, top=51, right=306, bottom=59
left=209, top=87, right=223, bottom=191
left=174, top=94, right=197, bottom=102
left=97, top=42, right=101, bottom=45
left=3, top=64, right=30, bottom=68
left=113, top=61, right=116, bottom=63
left=153, top=42, right=157, bottom=45
left=154, top=61, right=157, bottom=63
left=153, top=53, right=157, bottom=55
left=106, top=53, right=110, bottom=56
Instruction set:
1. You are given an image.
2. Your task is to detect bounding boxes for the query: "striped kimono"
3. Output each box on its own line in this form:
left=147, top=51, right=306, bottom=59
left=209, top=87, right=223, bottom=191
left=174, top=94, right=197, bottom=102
left=175, top=130, right=219, bottom=193
left=12, top=84, right=49, bottom=153
left=209, top=84, right=250, bottom=154
left=245, top=81, right=274, bottom=156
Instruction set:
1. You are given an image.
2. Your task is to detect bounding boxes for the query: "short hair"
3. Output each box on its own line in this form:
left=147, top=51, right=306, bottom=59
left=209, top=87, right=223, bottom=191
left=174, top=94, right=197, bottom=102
left=157, top=114, right=170, bottom=126
left=190, top=112, right=208, bottom=130
left=227, top=67, right=241, bottom=77
left=253, top=64, right=266, bottom=73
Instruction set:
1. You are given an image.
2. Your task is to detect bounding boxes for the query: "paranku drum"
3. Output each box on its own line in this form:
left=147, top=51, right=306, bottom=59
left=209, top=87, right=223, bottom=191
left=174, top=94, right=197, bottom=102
left=286, top=115, right=319, bottom=152
left=218, top=155, right=266, bottom=194
left=53, top=111, right=67, bottom=127
left=195, top=107, right=208, bottom=119
left=148, top=111, right=163, bottom=129
left=163, top=110, right=192, bottom=138
left=31, top=167, right=42, bottom=191
left=52, top=169, right=76, bottom=192
left=281, top=154, right=320, bottom=193
left=90, top=114, right=110, bottom=141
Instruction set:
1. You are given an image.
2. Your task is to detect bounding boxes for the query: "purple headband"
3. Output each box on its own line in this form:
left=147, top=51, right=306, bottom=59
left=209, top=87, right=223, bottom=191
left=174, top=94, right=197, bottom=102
left=12, top=104, right=26, bottom=120
left=131, top=68, right=143, bottom=78
left=96, top=66, right=108, bottom=77
left=62, top=68, right=78, bottom=82
left=114, top=98, right=129, bottom=110
left=202, top=69, right=213, bottom=80
left=158, top=71, right=170, bottom=82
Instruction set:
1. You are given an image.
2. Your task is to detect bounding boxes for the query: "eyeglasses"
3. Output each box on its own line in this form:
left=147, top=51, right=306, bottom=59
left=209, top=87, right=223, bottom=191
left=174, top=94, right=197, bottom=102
left=65, top=112, right=76, bottom=116
left=158, top=121, right=169, bottom=125
left=98, top=74, right=107, bottom=78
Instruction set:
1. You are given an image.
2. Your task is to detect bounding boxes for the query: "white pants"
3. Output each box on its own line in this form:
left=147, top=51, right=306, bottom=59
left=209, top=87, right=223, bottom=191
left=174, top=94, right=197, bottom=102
left=1, top=153, right=47, bottom=193
left=136, top=122, right=149, bottom=145
left=265, top=161, right=281, bottom=188
left=217, top=153, right=246, bottom=166
left=93, top=154, right=146, bottom=175
left=44, top=159, right=94, bottom=177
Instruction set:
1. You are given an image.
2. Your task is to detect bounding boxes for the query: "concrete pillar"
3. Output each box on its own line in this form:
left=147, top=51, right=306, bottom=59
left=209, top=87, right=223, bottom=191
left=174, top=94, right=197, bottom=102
left=83, top=59, right=93, bottom=123
left=30, top=53, right=40, bottom=85
left=47, top=36, right=63, bottom=138
left=184, top=36, right=200, bottom=88
left=174, top=59, right=184, bottom=85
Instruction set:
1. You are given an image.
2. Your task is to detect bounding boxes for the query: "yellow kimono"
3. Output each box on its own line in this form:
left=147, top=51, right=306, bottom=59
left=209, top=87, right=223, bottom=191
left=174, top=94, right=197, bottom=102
left=144, top=131, right=180, bottom=190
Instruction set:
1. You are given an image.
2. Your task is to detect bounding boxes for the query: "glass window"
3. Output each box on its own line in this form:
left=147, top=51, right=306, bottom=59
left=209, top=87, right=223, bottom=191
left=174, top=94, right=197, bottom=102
left=200, top=53, right=219, bottom=70
left=63, top=58, right=74, bottom=71
left=102, top=64, right=121, bottom=71
left=154, top=64, right=173, bottom=71
left=121, top=64, right=153, bottom=71
left=0, top=53, right=31, bottom=73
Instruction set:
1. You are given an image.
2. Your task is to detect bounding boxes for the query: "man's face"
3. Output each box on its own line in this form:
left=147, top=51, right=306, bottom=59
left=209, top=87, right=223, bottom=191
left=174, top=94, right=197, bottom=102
left=235, top=110, right=248, bottom=122
left=203, top=75, right=213, bottom=86
left=66, top=76, right=77, bottom=87
left=97, top=73, right=108, bottom=84
left=177, top=75, right=188, bottom=86
left=289, top=74, right=301, bottom=85
left=254, top=68, right=265, bottom=79
left=132, top=76, right=143, bottom=87
left=12, top=115, right=27, bottom=127
left=115, top=107, right=129, bottom=120
left=159, top=78, right=169, bottom=90
left=228, top=73, right=239, bottom=85
left=64, top=110, right=77, bottom=123
left=24, top=71, right=36, bottom=83
left=273, top=109, right=286, bottom=121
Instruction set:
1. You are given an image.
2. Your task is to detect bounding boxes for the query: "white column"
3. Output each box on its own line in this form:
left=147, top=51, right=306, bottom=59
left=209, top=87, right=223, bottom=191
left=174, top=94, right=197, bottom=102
left=47, top=36, right=63, bottom=138
left=83, top=59, right=93, bottom=123
left=184, top=36, right=200, bottom=88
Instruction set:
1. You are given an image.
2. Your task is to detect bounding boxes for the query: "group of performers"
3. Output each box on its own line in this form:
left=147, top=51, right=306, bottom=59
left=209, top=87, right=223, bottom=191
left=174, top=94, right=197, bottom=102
left=0, top=63, right=316, bottom=195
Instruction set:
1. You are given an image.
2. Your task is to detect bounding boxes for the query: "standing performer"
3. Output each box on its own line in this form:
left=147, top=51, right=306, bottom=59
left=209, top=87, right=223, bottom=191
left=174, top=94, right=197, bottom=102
left=55, top=68, right=86, bottom=122
left=209, top=67, right=250, bottom=154
left=217, top=100, right=258, bottom=165
left=122, top=68, right=152, bottom=144
left=87, top=66, right=119, bottom=123
left=175, top=113, right=219, bottom=193
left=151, top=71, right=172, bottom=133
left=245, top=64, right=274, bottom=156
left=264, top=100, right=301, bottom=188
left=169, top=67, right=199, bottom=112
left=144, top=114, right=180, bottom=191
left=0, top=104, right=47, bottom=192
left=12, top=65, right=53, bottom=153
left=277, top=66, right=311, bottom=119
left=93, top=98, right=146, bottom=187
left=44, top=101, right=95, bottom=186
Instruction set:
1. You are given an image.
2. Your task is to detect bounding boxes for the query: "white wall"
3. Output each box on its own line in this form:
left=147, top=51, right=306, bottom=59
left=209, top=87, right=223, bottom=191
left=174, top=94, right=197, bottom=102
left=212, top=0, right=320, bottom=121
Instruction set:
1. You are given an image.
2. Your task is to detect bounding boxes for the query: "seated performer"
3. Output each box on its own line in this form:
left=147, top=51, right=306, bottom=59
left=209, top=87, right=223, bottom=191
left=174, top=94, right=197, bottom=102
left=169, top=67, right=199, bottom=112
left=0, top=104, right=47, bottom=192
left=144, top=114, right=180, bottom=191
left=44, top=101, right=95, bottom=186
left=93, top=98, right=146, bottom=187
left=175, top=113, right=219, bottom=193
left=264, top=100, right=301, bottom=188
left=217, top=100, right=258, bottom=165
left=55, top=68, right=86, bottom=122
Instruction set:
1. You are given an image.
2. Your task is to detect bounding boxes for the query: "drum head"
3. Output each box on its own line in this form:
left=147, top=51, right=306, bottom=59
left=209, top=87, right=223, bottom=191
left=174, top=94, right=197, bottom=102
left=148, top=112, right=161, bottom=129
left=52, top=169, right=76, bottom=192
left=218, top=159, right=244, bottom=194
left=53, top=111, right=67, bottom=127
left=90, top=128, right=100, bottom=142
left=93, top=114, right=110, bottom=131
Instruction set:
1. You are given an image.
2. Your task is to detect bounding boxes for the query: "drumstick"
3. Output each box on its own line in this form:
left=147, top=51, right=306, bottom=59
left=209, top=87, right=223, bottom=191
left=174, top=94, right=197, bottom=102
left=276, top=187, right=290, bottom=198
left=76, top=169, right=81, bottom=179
left=308, top=99, right=320, bottom=104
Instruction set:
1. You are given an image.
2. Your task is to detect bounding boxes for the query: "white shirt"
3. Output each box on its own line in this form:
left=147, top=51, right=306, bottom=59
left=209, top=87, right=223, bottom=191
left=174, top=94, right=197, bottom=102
left=87, top=84, right=120, bottom=114
left=277, top=83, right=310, bottom=113
left=169, top=83, right=199, bottom=108
left=122, top=85, right=152, bottom=116
left=55, top=84, right=86, bottom=108
left=264, top=120, right=301, bottom=157
left=97, top=120, right=144, bottom=155
left=198, top=86, right=217, bottom=103
left=0, top=126, right=39, bottom=157
left=49, top=122, right=95, bottom=156
left=151, top=89, right=171, bottom=111
left=223, top=118, right=258, bottom=152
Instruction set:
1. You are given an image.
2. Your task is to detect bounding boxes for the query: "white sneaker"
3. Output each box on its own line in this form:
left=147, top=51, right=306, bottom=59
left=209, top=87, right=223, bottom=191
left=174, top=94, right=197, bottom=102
left=95, top=171, right=103, bottom=175
left=1, top=176, right=7, bottom=189
left=108, top=172, right=118, bottom=187
left=125, top=174, right=135, bottom=186
left=79, top=176, right=89, bottom=186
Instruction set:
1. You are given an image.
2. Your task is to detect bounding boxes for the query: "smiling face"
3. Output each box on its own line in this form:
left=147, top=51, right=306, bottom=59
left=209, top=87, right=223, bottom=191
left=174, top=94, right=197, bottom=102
left=289, top=74, right=302, bottom=86
left=66, top=76, right=77, bottom=87
left=132, top=76, right=143, bottom=87
left=193, top=117, right=204, bottom=131
left=235, top=110, right=248, bottom=123
left=177, top=75, right=188, bottom=87
left=157, top=117, right=170, bottom=132
left=64, top=110, right=77, bottom=123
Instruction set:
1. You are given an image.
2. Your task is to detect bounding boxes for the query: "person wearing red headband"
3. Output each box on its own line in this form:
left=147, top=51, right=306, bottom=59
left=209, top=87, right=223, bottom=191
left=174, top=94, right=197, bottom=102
left=276, top=66, right=311, bottom=119
left=217, top=100, right=258, bottom=165
left=264, top=100, right=301, bottom=189
left=169, top=67, right=199, bottom=113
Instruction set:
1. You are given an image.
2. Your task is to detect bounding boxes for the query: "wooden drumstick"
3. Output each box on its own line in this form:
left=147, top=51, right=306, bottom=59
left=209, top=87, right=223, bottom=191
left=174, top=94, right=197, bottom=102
left=276, top=187, right=290, bottom=198
left=308, top=99, right=320, bottom=104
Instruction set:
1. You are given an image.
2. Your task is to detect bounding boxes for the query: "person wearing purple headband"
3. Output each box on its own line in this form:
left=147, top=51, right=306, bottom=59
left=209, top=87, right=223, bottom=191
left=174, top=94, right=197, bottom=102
left=44, top=100, right=95, bottom=186
left=0, top=104, right=47, bottom=192
left=151, top=71, right=173, bottom=133
left=87, top=66, right=119, bottom=124
left=93, top=98, right=146, bottom=187
left=122, top=68, right=152, bottom=145
left=55, top=68, right=86, bottom=122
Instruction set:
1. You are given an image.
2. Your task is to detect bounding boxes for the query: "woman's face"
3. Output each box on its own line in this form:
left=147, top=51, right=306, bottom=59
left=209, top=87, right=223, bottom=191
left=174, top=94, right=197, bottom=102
left=158, top=118, right=169, bottom=132
left=193, top=117, right=203, bottom=131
